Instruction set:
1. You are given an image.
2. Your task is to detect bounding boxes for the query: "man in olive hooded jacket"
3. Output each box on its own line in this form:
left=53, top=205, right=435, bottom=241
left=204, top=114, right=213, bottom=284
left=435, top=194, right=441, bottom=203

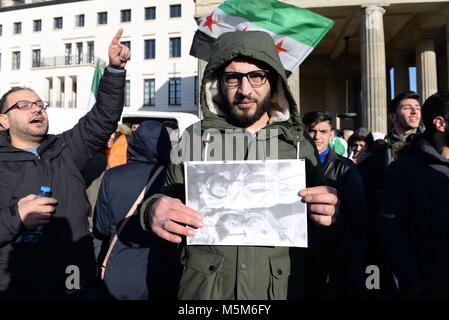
left=140, top=31, right=338, bottom=300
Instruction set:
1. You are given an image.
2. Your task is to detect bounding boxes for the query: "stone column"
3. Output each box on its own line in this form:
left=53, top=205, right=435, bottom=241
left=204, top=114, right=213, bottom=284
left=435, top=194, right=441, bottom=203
left=446, top=9, right=449, bottom=89
left=360, top=5, right=387, bottom=134
left=64, top=76, right=73, bottom=108
left=197, top=59, right=208, bottom=119
left=287, top=67, right=300, bottom=113
left=416, top=34, right=438, bottom=102
left=51, top=76, right=61, bottom=108
left=393, top=53, right=410, bottom=96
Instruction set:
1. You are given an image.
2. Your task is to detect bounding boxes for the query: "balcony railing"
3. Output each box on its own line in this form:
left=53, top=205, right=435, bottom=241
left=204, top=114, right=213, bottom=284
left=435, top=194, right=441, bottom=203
left=1, top=0, right=66, bottom=8
left=33, top=55, right=106, bottom=68
left=49, top=100, right=77, bottom=108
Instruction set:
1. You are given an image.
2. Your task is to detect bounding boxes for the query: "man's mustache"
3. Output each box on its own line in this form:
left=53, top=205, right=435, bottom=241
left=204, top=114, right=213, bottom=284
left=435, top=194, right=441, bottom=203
left=233, top=94, right=257, bottom=104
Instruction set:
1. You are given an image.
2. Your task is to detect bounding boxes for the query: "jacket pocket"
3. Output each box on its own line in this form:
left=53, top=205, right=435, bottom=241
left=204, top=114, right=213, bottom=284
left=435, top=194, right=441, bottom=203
left=268, top=253, right=291, bottom=300
left=177, top=247, right=224, bottom=300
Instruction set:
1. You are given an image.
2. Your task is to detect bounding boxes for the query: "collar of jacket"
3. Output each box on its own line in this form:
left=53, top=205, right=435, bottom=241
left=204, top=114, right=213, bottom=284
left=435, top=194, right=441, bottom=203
left=415, top=137, right=449, bottom=165
left=200, top=113, right=303, bottom=145
left=326, top=147, right=339, bottom=163
left=387, top=127, right=423, bottom=145
left=0, top=130, right=66, bottom=161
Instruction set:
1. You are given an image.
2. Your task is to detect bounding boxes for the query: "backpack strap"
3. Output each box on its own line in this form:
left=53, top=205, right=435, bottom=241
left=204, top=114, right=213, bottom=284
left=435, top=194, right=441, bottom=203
left=100, top=165, right=164, bottom=280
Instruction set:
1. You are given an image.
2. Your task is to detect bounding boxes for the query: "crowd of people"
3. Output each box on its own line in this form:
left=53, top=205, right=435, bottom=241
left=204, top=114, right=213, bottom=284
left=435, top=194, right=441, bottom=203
left=0, top=27, right=448, bottom=301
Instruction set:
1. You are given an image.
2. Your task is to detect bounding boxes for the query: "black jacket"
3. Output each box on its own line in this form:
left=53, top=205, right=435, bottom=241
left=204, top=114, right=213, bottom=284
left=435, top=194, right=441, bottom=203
left=0, top=68, right=125, bottom=299
left=94, top=120, right=181, bottom=300
left=305, top=148, right=366, bottom=299
left=378, top=137, right=449, bottom=299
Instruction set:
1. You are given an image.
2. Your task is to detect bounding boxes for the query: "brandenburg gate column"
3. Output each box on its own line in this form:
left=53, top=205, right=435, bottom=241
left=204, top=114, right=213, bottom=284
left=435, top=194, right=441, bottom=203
left=360, top=4, right=388, bottom=134
left=287, top=68, right=301, bottom=113
left=416, top=33, right=438, bottom=101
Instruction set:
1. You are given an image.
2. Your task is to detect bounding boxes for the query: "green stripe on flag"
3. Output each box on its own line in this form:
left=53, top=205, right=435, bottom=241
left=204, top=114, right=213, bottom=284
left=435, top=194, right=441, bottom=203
left=91, top=59, right=102, bottom=95
left=219, top=0, right=334, bottom=48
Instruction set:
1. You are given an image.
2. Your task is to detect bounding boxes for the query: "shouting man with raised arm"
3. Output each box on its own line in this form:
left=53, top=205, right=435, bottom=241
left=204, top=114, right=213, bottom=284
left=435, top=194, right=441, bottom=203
left=0, top=29, right=129, bottom=300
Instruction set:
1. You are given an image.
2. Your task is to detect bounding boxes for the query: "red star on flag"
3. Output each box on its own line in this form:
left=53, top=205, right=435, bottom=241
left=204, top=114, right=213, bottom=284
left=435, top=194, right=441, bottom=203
left=276, top=40, right=288, bottom=53
left=203, top=13, right=218, bottom=32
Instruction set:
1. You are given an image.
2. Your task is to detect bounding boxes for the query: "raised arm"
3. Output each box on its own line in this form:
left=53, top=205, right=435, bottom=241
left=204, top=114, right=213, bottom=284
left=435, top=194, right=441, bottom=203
left=61, top=29, right=129, bottom=170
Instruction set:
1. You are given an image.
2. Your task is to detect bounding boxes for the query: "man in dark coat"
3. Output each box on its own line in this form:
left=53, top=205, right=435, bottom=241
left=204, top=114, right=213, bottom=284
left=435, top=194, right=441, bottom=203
left=302, top=111, right=366, bottom=299
left=94, top=120, right=181, bottom=300
left=139, top=31, right=338, bottom=300
left=378, top=91, right=449, bottom=300
left=0, top=29, right=129, bottom=299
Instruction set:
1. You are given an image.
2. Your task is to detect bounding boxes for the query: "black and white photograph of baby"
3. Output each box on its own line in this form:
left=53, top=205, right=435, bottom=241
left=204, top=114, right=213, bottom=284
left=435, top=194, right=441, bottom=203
left=185, top=160, right=307, bottom=247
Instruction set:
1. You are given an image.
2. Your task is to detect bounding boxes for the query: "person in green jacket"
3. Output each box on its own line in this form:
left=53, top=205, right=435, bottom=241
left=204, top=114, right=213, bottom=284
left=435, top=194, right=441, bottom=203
left=139, top=31, right=338, bottom=300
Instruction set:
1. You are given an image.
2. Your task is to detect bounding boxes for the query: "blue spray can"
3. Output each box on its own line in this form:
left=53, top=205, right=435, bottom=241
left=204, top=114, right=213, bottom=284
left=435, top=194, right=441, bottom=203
left=22, top=186, right=52, bottom=243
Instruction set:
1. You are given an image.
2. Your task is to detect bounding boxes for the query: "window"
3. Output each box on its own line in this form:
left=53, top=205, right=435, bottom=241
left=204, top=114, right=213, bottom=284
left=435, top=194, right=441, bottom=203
left=76, top=14, right=85, bottom=27
left=145, top=7, right=156, bottom=20
left=169, top=77, right=181, bottom=105
left=65, top=44, right=72, bottom=65
left=125, top=80, right=130, bottom=107
left=144, top=79, right=155, bottom=106
left=87, top=41, right=94, bottom=63
left=194, top=76, right=198, bottom=105
left=169, top=37, right=181, bottom=58
left=170, top=4, right=181, bottom=18
left=14, top=22, right=22, bottom=34
left=120, top=41, right=131, bottom=61
left=32, top=49, right=41, bottom=67
left=12, top=51, right=21, bottom=70
left=121, top=9, right=131, bottom=22
left=98, top=12, right=107, bottom=25
left=121, top=41, right=131, bottom=50
left=76, top=42, right=83, bottom=64
left=54, top=17, right=63, bottom=29
left=144, top=39, right=155, bottom=59
left=33, top=20, right=42, bottom=32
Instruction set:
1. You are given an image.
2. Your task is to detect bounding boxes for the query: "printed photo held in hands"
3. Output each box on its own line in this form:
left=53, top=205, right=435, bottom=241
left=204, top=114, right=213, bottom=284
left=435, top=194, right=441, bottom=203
left=185, top=160, right=308, bottom=247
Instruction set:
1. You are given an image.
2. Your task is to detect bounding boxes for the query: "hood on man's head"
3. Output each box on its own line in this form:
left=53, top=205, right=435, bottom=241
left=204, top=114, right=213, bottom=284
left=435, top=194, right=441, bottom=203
left=204, top=31, right=287, bottom=83
left=348, top=127, right=374, bottom=149
left=201, top=31, right=298, bottom=126
left=127, top=120, right=171, bottom=164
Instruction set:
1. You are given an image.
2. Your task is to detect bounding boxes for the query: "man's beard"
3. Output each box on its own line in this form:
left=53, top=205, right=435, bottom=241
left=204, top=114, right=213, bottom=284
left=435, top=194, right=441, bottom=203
left=221, top=92, right=271, bottom=128
left=21, top=115, right=49, bottom=142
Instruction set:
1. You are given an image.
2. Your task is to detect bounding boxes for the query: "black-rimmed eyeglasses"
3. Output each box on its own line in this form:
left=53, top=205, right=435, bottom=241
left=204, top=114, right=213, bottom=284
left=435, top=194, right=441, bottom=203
left=2, top=100, right=49, bottom=114
left=222, top=70, right=270, bottom=88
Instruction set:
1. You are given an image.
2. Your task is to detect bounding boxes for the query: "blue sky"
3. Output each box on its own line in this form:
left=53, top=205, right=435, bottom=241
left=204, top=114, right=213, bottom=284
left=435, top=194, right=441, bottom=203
left=390, top=67, right=417, bottom=97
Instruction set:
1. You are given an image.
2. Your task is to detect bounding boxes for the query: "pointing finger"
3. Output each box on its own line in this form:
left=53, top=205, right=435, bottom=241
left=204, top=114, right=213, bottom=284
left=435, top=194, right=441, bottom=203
left=111, top=28, right=123, bottom=45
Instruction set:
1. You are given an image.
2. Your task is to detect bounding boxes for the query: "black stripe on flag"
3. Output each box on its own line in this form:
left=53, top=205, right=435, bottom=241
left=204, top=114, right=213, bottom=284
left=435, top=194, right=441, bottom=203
left=189, top=30, right=217, bottom=62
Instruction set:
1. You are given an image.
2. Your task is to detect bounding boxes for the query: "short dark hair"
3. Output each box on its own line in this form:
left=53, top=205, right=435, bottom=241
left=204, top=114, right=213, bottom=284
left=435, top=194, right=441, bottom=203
left=422, top=91, right=449, bottom=135
left=388, top=90, right=420, bottom=114
left=0, top=87, right=35, bottom=114
left=302, top=111, right=333, bottom=129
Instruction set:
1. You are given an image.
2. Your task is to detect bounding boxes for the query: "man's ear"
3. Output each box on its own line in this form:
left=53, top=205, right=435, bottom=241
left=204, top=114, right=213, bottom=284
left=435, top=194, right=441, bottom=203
left=433, top=116, right=446, bottom=133
left=0, top=114, right=10, bottom=130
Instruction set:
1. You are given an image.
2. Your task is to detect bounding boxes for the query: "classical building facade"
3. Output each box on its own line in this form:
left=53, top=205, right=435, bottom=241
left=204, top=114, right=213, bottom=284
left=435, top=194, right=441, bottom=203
left=0, top=0, right=198, bottom=114
left=195, top=0, right=449, bottom=133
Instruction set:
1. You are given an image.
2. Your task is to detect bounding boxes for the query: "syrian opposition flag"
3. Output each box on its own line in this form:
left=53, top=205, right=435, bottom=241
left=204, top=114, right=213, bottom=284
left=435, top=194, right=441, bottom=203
left=87, top=59, right=102, bottom=110
left=190, top=0, right=334, bottom=73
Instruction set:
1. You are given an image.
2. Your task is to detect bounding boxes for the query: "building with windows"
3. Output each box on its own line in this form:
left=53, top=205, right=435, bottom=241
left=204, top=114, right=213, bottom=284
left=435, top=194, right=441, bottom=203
left=0, top=0, right=199, bottom=114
